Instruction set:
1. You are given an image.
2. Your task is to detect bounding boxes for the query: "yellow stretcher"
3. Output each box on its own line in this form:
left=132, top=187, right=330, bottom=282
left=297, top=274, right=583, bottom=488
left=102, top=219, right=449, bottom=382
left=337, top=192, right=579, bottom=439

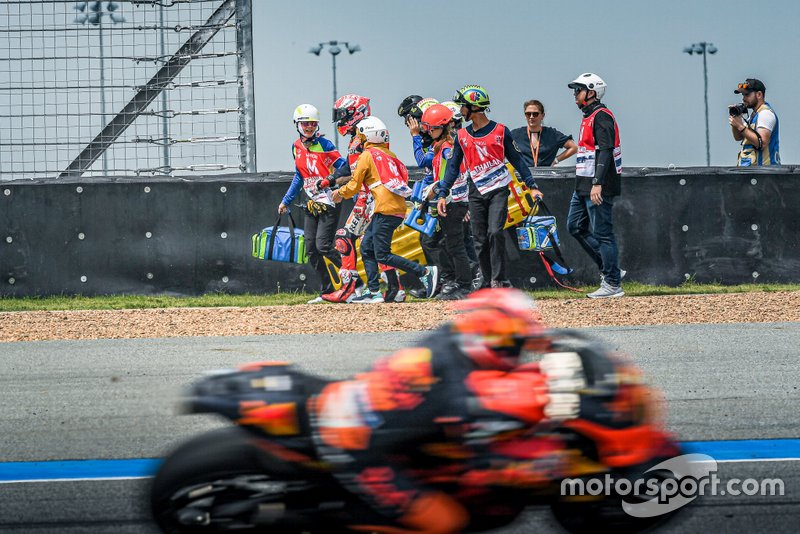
left=505, top=163, right=540, bottom=226
left=323, top=164, right=536, bottom=290
left=323, top=219, right=426, bottom=290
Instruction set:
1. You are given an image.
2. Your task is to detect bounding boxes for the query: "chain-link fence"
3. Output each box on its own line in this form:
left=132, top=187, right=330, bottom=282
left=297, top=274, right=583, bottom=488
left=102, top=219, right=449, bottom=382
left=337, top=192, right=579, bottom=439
left=0, top=0, right=255, bottom=180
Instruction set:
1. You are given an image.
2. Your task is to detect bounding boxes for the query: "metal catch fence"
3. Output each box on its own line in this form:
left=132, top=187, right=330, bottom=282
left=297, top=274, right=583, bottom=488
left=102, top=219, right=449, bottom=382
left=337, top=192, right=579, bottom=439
left=0, top=0, right=256, bottom=180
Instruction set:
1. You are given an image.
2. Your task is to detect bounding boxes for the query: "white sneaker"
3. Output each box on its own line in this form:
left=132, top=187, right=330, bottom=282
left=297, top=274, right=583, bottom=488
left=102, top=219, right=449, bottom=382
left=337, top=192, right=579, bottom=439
left=344, top=280, right=367, bottom=303
left=587, top=281, right=624, bottom=299
left=419, top=266, right=439, bottom=298
left=307, top=296, right=325, bottom=304
left=349, top=290, right=385, bottom=304
left=600, top=269, right=627, bottom=284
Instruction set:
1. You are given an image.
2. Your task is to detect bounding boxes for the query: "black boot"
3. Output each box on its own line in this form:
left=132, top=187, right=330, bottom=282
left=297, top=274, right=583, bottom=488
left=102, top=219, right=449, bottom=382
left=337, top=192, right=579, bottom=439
left=383, top=270, right=400, bottom=303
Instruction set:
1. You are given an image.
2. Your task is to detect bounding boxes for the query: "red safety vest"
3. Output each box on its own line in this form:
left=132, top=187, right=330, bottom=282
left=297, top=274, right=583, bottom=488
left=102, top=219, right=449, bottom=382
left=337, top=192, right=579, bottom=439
left=365, top=147, right=412, bottom=198
left=457, top=123, right=512, bottom=195
left=576, top=108, right=622, bottom=178
left=293, top=138, right=342, bottom=205
left=432, top=140, right=453, bottom=182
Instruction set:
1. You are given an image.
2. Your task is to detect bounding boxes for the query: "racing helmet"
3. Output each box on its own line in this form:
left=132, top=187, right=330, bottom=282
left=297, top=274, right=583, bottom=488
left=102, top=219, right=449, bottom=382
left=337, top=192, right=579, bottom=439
left=568, top=73, right=606, bottom=100
left=356, top=116, right=389, bottom=145
left=452, top=288, right=546, bottom=369
left=292, top=103, right=320, bottom=137
left=333, top=94, right=371, bottom=136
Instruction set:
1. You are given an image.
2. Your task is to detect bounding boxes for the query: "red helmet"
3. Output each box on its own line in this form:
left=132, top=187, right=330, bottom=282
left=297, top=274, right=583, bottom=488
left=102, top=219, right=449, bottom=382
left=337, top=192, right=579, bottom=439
left=333, top=94, right=371, bottom=136
left=421, top=104, right=454, bottom=133
left=452, top=288, right=546, bottom=369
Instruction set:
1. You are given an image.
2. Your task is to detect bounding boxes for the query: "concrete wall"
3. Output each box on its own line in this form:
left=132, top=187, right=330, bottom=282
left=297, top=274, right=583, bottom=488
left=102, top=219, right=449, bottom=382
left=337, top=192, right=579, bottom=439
left=2, top=166, right=799, bottom=297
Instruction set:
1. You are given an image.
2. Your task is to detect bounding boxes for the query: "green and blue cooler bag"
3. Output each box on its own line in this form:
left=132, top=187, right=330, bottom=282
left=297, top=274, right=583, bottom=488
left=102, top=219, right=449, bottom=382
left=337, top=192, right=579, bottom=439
left=252, top=213, right=308, bottom=264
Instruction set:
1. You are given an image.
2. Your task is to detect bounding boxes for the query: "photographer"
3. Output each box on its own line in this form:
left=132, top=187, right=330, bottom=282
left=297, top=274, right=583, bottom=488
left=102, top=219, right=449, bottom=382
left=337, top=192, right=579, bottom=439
left=729, top=78, right=780, bottom=166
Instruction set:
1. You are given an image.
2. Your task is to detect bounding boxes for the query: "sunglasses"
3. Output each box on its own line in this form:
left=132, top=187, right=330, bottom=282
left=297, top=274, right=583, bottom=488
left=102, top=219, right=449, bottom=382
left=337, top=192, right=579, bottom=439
left=421, top=123, right=444, bottom=133
left=524, top=111, right=541, bottom=118
left=299, top=121, right=318, bottom=127
left=737, top=83, right=755, bottom=96
left=573, top=87, right=586, bottom=97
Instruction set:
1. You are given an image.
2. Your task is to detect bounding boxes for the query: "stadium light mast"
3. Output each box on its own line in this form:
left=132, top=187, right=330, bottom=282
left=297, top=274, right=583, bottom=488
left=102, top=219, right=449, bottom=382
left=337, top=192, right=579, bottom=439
left=74, top=1, right=126, bottom=176
left=683, top=42, right=718, bottom=166
left=309, top=41, right=361, bottom=150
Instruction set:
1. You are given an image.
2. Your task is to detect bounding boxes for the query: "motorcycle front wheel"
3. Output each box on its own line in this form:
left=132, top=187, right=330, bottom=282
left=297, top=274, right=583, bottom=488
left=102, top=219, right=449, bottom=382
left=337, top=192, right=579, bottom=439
left=150, top=426, right=322, bottom=533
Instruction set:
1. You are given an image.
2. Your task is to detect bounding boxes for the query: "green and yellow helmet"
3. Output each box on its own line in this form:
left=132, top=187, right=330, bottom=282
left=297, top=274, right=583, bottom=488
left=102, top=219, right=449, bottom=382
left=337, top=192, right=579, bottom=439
left=453, top=85, right=490, bottom=110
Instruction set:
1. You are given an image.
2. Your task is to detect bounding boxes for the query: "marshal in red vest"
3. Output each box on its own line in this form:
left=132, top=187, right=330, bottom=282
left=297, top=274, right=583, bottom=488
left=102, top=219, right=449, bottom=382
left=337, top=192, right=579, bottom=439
left=576, top=108, right=622, bottom=178
left=457, top=123, right=512, bottom=195
left=293, top=137, right=342, bottom=206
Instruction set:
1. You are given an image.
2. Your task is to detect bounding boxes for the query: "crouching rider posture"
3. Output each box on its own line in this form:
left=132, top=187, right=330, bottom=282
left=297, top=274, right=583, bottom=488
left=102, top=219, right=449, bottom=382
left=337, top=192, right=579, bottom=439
left=312, top=288, right=568, bottom=533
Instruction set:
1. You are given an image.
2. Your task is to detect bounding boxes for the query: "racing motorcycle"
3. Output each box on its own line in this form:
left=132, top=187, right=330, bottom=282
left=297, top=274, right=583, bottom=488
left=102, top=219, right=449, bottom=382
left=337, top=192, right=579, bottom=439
left=150, top=331, right=684, bottom=533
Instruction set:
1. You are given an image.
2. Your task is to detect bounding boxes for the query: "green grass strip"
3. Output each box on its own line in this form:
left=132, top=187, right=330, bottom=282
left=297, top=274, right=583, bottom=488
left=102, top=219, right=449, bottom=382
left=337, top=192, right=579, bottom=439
left=0, top=282, right=797, bottom=312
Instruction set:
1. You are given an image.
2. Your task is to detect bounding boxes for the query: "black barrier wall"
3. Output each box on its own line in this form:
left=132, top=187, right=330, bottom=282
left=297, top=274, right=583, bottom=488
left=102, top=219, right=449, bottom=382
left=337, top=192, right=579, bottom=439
left=2, top=167, right=799, bottom=297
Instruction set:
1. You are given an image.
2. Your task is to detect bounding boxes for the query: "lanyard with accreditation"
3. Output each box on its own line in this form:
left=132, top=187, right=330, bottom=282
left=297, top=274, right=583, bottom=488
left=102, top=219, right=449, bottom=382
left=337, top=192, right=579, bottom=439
left=527, top=127, right=541, bottom=167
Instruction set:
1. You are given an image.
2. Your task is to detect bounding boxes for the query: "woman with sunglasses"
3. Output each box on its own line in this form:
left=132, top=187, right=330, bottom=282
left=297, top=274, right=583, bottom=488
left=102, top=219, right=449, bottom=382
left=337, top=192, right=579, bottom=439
left=510, top=100, right=577, bottom=168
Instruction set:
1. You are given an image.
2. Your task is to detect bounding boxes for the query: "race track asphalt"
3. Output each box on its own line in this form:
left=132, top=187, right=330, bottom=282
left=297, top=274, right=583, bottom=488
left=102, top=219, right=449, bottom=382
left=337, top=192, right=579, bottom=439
left=0, top=323, right=797, bottom=532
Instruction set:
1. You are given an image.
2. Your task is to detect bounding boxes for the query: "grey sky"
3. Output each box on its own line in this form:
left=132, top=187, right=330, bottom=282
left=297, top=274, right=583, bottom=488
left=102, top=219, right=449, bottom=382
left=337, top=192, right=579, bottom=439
left=252, top=0, right=800, bottom=172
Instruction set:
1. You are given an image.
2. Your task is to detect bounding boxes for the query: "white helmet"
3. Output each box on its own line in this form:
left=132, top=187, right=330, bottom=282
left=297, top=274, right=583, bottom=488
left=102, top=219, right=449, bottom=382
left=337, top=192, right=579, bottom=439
left=440, top=100, right=463, bottom=121
left=293, top=104, right=320, bottom=137
left=568, top=73, right=606, bottom=100
left=356, top=116, right=389, bottom=144
left=440, top=100, right=464, bottom=129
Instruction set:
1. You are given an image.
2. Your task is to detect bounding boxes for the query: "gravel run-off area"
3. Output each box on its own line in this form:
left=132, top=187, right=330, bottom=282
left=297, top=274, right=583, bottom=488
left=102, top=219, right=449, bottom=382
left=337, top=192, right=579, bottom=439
left=1, top=292, right=798, bottom=343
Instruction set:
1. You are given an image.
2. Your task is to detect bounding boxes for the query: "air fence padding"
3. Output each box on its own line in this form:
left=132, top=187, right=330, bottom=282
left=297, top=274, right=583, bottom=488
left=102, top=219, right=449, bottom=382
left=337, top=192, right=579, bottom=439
left=1, top=167, right=799, bottom=297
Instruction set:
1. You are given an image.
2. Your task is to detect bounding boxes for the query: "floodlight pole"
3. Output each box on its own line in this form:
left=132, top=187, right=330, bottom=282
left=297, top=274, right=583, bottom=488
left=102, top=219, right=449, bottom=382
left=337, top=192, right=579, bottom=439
left=309, top=41, right=361, bottom=151
left=684, top=42, right=718, bottom=166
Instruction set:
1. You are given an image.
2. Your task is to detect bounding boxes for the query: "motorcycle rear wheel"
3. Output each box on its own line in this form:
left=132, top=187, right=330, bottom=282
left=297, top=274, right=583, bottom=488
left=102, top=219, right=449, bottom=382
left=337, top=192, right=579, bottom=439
left=150, top=426, right=315, bottom=533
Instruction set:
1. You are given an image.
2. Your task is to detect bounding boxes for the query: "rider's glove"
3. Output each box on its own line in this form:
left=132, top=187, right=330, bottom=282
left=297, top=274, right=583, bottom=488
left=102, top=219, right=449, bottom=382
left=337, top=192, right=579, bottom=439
left=316, top=177, right=338, bottom=192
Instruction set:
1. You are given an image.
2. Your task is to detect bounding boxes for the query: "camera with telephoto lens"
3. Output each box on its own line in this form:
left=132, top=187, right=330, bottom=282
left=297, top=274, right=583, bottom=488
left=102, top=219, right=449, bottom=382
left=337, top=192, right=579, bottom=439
left=729, top=103, right=748, bottom=117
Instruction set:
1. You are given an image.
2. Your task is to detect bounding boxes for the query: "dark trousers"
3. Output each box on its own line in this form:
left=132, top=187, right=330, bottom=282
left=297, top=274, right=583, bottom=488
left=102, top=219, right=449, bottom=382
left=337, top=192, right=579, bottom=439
left=420, top=225, right=445, bottom=279
left=439, top=202, right=472, bottom=289
left=566, top=191, right=621, bottom=286
left=464, top=219, right=478, bottom=264
left=468, top=184, right=510, bottom=284
left=361, top=213, right=426, bottom=292
left=304, top=203, right=342, bottom=294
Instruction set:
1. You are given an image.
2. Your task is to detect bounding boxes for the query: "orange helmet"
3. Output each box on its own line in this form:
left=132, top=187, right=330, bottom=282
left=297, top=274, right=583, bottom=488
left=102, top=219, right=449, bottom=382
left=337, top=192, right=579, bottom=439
left=421, top=104, right=454, bottom=133
left=452, top=288, right=546, bottom=368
